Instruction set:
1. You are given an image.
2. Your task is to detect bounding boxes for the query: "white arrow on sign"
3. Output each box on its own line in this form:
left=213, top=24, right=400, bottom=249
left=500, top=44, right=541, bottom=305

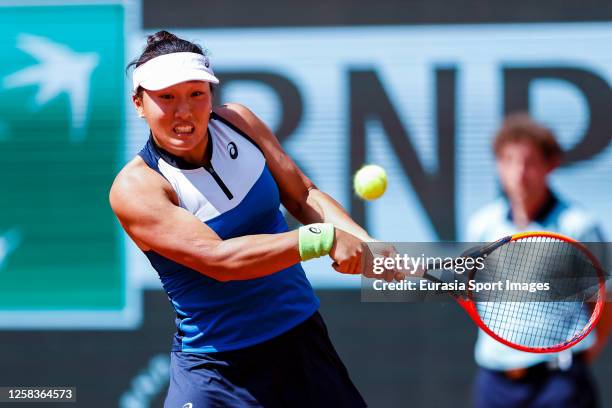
left=0, top=227, right=21, bottom=271
left=2, top=34, right=99, bottom=142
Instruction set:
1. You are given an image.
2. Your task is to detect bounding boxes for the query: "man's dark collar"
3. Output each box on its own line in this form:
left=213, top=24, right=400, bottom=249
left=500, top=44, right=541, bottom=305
left=505, top=190, right=559, bottom=224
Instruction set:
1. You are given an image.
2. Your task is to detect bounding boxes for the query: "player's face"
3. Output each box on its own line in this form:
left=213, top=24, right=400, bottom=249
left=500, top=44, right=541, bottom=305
left=133, top=80, right=213, bottom=156
left=496, top=141, right=555, bottom=201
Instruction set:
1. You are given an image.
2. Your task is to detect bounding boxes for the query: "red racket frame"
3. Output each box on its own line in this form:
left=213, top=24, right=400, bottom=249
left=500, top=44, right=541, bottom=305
left=456, top=231, right=606, bottom=353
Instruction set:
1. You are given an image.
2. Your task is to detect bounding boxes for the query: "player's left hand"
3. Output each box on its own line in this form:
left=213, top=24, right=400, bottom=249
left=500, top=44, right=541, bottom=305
left=362, top=240, right=405, bottom=282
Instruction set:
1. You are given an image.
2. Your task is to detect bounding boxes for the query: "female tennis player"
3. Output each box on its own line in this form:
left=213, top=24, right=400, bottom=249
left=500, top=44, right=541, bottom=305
left=109, top=31, right=378, bottom=407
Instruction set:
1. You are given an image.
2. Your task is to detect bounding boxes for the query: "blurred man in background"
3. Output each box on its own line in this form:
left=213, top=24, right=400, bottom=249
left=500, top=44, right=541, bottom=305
left=466, top=113, right=606, bottom=408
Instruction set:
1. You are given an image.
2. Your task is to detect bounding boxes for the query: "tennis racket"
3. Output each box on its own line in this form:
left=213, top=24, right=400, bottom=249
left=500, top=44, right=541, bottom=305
left=416, top=231, right=606, bottom=353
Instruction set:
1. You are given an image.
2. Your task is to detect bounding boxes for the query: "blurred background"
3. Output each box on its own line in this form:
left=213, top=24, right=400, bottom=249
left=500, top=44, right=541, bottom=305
left=0, top=0, right=610, bottom=406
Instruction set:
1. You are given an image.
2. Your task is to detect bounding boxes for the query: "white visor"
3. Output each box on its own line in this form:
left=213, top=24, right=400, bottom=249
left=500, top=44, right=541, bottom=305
left=132, top=52, right=219, bottom=91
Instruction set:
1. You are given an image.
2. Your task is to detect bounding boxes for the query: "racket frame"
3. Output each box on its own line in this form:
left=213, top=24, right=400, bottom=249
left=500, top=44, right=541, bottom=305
left=423, top=231, right=606, bottom=353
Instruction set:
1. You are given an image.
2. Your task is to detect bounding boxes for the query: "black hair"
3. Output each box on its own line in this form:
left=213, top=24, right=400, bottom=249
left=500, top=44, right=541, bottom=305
left=127, top=30, right=215, bottom=97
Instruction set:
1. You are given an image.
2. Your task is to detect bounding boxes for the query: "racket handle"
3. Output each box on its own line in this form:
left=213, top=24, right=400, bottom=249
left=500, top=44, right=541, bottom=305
left=478, top=235, right=512, bottom=256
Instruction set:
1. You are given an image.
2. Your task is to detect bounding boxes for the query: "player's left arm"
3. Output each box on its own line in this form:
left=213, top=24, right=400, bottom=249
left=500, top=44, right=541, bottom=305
left=214, top=103, right=371, bottom=241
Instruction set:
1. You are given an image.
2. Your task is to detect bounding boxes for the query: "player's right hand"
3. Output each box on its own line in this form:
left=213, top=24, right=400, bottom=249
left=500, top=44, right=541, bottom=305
left=329, top=228, right=364, bottom=275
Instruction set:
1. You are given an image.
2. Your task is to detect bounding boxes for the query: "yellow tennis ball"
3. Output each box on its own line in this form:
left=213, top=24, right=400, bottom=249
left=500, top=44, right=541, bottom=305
left=353, top=164, right=387, bottom=200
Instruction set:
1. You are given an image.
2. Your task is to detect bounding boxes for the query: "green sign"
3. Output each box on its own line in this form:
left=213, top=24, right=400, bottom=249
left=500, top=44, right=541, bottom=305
left=0, top=4, right=132, bottom=327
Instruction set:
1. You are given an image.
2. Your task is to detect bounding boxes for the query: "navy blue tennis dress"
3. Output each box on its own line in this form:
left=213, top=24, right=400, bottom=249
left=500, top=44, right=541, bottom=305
left=138, top=112, right=366, bottom=408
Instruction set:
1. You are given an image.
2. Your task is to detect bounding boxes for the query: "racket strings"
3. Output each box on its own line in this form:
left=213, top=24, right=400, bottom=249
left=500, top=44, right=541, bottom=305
left=474, top=236, right=598, bottom=349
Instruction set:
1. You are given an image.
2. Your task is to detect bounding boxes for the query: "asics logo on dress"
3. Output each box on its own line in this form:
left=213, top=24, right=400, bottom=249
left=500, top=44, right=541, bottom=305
left=227, top=141, right=238, bottom=159
left=183, top=403, right=193, bottom=408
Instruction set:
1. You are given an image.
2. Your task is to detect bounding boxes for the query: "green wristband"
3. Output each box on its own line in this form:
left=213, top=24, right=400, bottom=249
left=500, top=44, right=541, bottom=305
left=298, top=223, right=335, bottom=261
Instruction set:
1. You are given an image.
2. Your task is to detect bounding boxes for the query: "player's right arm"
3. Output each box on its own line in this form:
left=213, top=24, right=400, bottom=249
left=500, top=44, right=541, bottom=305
left=109, top=157, right=305, bottom=282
